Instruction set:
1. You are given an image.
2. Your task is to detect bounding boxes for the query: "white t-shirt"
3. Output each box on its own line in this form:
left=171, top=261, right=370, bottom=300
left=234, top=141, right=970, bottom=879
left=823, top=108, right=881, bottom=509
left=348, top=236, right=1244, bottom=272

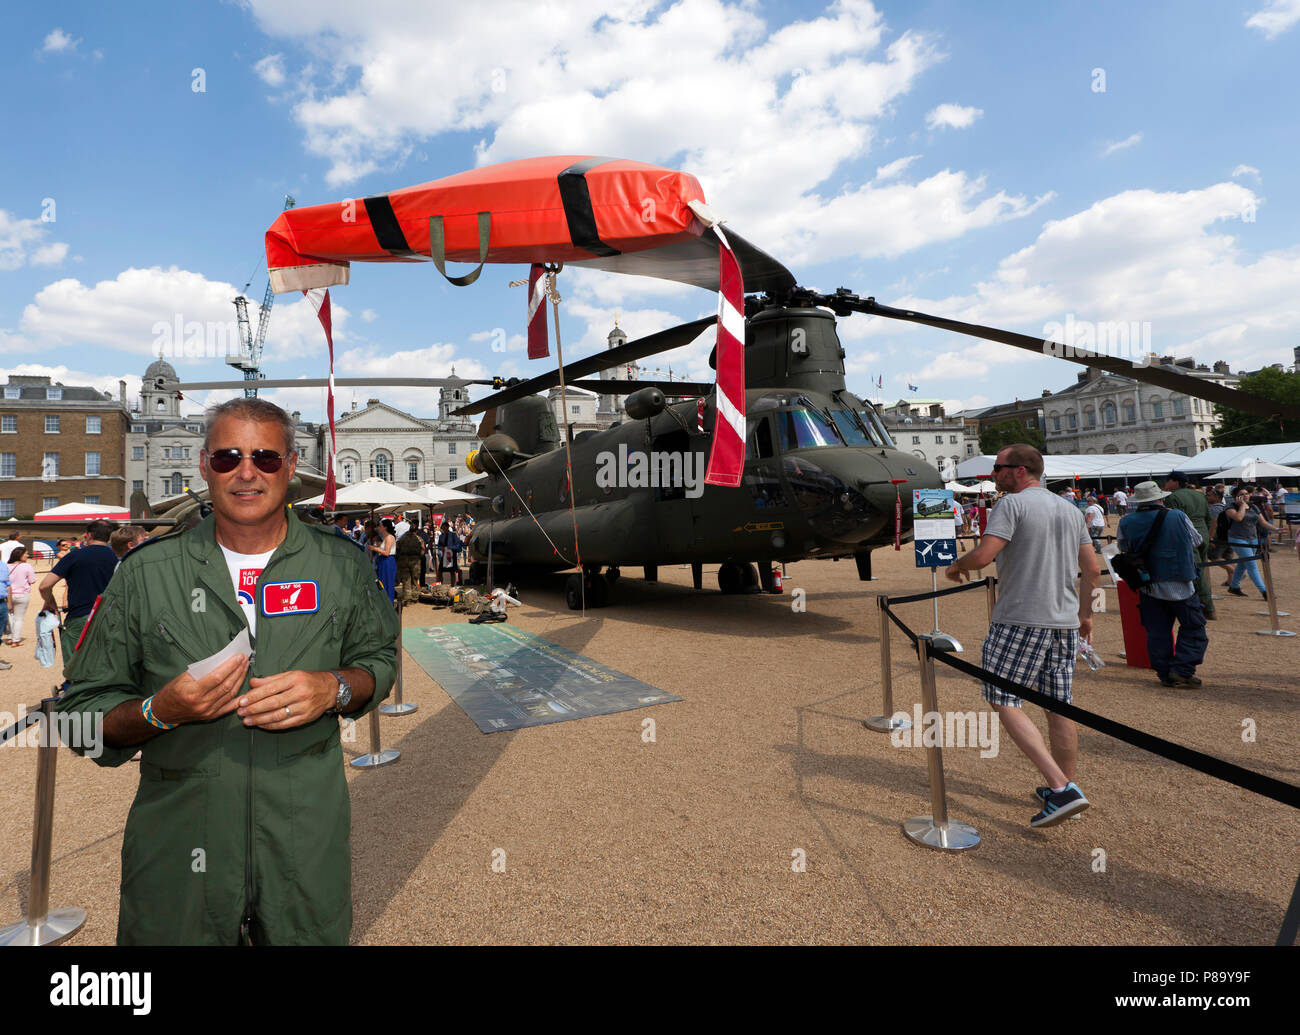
left=1085, top=503, right=1105, bottom=529
left=1113, top=491, right=1128, bottom=507
left=220, top=545, right=276, bottom=637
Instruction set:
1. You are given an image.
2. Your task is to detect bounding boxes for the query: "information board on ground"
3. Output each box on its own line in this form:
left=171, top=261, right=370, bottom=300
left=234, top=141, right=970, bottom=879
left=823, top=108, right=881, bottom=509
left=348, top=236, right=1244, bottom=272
left=403, top=623, right=681, bottom=733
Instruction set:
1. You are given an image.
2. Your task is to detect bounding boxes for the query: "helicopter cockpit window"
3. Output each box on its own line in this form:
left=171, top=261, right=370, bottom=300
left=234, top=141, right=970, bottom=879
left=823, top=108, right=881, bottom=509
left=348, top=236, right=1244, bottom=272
left=777, top=408, right=844, bottom=451
left=859, top=408, right=895, bottom=448
left=830, top=409, right=880, bottom=447
left=746, top=416, right=774, bottom=459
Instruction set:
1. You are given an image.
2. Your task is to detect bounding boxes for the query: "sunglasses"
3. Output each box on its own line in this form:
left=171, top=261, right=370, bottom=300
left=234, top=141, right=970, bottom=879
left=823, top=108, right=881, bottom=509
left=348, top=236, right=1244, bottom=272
left=206, top=448, right=290, bottom=474
left=991, top=463, right=1024, bottom=472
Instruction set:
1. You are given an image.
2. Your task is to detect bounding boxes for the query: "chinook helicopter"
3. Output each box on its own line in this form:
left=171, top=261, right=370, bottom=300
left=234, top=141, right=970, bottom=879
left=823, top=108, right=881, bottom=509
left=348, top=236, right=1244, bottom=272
left=178, top=155, right=1299, bottom=610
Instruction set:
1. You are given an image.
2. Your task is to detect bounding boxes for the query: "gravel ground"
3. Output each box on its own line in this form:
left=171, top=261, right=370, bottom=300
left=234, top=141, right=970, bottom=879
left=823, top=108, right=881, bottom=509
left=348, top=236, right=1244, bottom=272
left=2, top=524, right=1297, bottom=945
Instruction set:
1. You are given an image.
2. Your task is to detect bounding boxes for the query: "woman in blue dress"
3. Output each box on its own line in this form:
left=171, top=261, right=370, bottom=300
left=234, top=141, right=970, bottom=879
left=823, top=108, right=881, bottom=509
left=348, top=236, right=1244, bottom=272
left=369, top=517, right=398, bottom=601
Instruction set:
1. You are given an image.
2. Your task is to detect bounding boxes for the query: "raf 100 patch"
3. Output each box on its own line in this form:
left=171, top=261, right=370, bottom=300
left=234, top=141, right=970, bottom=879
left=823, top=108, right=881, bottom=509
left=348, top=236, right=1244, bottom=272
left=261, top=580, right=320, bottom=616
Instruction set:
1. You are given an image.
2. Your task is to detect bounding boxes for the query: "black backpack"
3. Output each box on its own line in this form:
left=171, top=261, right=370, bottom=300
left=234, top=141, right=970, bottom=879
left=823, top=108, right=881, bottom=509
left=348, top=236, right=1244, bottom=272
left=1213, top=508, right=1233, bottom=545
left=1113, top=509, right=1169, bottom=588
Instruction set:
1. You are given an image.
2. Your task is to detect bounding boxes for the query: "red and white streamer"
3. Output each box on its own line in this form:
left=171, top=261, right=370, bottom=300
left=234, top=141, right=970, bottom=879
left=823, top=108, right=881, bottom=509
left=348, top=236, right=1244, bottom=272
left=703, top=226, right=745, bottom=488
left=526, top=263, right=549, bottom=359
left=304, top=288, right=338, bottom=510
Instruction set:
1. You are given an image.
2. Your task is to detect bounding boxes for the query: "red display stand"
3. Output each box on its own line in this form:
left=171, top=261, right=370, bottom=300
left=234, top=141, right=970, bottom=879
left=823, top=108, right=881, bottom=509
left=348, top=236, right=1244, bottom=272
left=1115, top=580, right=1173, bottom=668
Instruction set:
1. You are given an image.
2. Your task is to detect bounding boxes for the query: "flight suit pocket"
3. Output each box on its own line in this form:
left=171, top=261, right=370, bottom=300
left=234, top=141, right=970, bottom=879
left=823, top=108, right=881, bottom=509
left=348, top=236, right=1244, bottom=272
left=139, top=720, right=225, bottom=778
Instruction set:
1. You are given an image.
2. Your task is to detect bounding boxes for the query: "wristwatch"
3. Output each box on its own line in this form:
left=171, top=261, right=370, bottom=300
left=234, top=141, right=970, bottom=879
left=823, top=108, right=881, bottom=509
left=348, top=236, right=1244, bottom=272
left=326, top=670, right=352, bottom=716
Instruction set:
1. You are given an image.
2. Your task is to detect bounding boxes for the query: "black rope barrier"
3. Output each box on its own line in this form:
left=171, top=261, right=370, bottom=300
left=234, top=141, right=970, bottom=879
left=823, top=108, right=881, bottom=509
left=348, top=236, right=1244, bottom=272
left=0, top=709, right=45, bottom=748
left=883, top=605, right=919, bottom=645
left=887, top=577, right=992, bottom=607
left=925, top=643, right=1300, bottom=811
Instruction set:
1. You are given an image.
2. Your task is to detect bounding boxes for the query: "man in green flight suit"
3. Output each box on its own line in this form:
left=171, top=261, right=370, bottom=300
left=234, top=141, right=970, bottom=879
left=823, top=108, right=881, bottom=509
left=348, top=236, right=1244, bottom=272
left=1164, top=470, right=1214, bottom=620
left=60, top=399, right=399, bottom=945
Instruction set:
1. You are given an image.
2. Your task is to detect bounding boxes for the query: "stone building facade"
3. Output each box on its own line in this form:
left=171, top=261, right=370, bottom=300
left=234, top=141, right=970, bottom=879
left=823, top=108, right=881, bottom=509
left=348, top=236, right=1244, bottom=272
left=880, top=399, right=969, bottom=477
left=333, top=386, right=479, bottom=488
left=0, top=374, right=131, bottom=517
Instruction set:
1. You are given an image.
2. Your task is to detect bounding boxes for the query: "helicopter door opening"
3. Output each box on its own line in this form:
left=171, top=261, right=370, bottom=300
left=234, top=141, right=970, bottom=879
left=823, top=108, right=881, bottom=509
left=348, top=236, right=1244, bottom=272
left=745, top=415, right=789, bottom=510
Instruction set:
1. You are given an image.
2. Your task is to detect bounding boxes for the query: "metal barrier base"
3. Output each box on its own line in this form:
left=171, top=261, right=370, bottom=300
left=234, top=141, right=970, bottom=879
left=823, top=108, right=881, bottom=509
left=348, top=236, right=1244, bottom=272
left=350, top=749, right=400, bottom=769
left=380, top=702, right=418, bottom=716
left=0, top=907, right=86, bottom=946
left=1257, top=609, right=1290, bottom=617
left=903, top=817, right=980, bottom=852
left=863, top=714, right=913, bottom=733
left=1257, top=629, right=1296, bottom=637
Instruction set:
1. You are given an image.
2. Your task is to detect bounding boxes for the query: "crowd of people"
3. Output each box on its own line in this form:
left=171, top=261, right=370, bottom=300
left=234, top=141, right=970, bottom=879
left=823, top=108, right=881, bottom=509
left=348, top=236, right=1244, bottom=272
left=330, top=511, right=477, bottom=603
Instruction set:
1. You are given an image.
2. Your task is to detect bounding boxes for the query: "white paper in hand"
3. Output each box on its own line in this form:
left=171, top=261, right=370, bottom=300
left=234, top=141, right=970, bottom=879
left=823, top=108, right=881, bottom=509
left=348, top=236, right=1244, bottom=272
left=187, top=628, right=252, bottom=681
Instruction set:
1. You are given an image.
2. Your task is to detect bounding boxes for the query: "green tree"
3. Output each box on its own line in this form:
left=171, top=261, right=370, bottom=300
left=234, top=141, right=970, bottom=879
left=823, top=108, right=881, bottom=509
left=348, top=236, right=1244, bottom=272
left=1212, top=367, right=1300, bottom=447
left=979, top=418, right=1047, bottom=455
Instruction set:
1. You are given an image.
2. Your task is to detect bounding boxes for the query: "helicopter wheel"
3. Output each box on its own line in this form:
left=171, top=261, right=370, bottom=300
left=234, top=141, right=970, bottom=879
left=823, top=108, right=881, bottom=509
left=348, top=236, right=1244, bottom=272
left=587, top=574, right=610, bottom=608
left=565, top=572, right=611, bottom=609
left=565, top=574, right=584, bottom=610
left=739, top=562, right=761, bottom=593
left=605, top=566, right=621, bottom=584
left=717, top=562, right=745, bottom=594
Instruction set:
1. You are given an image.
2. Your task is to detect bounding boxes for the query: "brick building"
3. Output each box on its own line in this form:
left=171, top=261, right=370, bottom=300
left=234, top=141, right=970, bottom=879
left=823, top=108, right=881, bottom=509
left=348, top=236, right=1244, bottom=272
left=0, top=374, right=131, bottom=518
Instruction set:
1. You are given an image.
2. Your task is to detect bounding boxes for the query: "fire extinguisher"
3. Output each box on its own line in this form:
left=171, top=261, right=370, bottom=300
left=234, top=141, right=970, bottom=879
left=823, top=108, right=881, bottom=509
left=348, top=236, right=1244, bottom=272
left=771, top=567, right=783, bottom=593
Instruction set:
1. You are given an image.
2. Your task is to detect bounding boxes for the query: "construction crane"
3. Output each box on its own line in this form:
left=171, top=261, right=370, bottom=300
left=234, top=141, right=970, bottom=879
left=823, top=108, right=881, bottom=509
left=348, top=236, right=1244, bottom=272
left=230, top=195, right=296, bottom=397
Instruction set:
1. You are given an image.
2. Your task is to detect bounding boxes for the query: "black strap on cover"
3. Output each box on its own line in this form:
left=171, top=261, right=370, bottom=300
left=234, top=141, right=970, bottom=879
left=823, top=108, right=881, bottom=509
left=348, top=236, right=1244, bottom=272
left=557, top=157, right=621, bottom=257
left=363, top=195, right=418, bottom=257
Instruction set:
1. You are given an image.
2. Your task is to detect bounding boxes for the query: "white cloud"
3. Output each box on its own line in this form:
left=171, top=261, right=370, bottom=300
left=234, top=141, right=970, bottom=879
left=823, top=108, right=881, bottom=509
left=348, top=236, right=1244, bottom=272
left=1231, top=164, right=1261, bottom=181
left=360, top=308, right=378, bottom=322
left=873, top=155, right=921, bottom=182
left=879, top=182, right=1299, bottom=385
left=1246, top=0, right=1300, bottom=39
left=245, top=2, right=1036, bottom=266
left=1101, top=132, right=1142, bottom=157
left=255, top=53, right=287, bottom=87
left=42, top=28, right=79, bottom=53
left=924, top=103, right=982, bottom=130
left=15, top=266, right=351, bottom=366
left=0, top=210, right=70, bottom=271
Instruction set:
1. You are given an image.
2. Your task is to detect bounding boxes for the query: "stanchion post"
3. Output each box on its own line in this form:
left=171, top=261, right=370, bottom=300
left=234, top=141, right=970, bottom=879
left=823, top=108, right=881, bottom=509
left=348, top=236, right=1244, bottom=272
left=381, top=597, right=417, bottom=716
left=985, top=575, right=997, bottom=625
left=351, top=708, right=400, bottom=768
left=902, top=636, right=980, bottom=852
left=1256, top=548, right=1295, bottom=637
left=0, top=697, right=87, bottom=946
left=864, top=595, right=912, bottom=733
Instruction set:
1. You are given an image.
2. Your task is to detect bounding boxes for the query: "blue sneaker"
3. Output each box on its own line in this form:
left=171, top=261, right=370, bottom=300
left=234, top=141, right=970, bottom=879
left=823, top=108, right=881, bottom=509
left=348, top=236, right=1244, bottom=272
left=1031, top=782, right=1090, bottom=827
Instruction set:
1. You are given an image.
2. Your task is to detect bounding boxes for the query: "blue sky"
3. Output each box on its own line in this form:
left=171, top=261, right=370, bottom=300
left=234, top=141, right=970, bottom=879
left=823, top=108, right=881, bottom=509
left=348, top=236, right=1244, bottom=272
left=3, top=0, right=1298, bottom=424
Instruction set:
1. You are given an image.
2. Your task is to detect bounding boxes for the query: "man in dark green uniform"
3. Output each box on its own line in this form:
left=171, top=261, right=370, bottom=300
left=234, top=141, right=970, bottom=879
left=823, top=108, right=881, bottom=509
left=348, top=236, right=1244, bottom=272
left=1164, top=470, right=1214, bottom=619
left=60, top=399, right=399, bottom=945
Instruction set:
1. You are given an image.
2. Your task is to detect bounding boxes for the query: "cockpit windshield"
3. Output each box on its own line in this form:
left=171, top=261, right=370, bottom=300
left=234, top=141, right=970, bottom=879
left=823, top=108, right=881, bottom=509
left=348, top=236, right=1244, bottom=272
left=778, top=408, right=844, bottom=451
left=859, top=408, right=895, bottom=448
left=830, top=409, right=887, bottom=447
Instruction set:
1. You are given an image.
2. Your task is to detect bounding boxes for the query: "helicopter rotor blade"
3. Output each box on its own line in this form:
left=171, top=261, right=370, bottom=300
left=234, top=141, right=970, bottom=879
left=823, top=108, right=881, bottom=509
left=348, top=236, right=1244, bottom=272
left=566, top=378, right=714, bottom=396
left=177, top=376, right=496, bottom=391
left=822, top=291, right=1300, bottom=423
left=454, top=316, right=717, bottom=415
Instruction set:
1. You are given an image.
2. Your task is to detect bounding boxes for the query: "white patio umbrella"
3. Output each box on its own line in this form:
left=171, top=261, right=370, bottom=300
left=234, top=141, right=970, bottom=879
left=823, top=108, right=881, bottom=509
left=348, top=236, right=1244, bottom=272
left=33, top=502, right=130, bottom=521
left=416, top=483, right=486, bottom=505
left=1207, top=460, right=1300, bottom=481
left=297, top=477, right=432, bottom=510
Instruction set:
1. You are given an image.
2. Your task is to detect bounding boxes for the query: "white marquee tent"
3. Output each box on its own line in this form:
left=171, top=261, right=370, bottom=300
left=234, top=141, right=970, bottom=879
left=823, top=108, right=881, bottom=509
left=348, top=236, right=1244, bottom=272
left=956, top=453, right=1191, bottom=483
left=1177, top=443, right=1300, bottom=477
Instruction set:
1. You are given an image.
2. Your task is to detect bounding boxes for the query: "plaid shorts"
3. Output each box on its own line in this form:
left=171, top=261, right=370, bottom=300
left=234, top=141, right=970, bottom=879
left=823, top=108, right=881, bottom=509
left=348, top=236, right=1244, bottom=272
left=980, top=622, right=1079, bottom=708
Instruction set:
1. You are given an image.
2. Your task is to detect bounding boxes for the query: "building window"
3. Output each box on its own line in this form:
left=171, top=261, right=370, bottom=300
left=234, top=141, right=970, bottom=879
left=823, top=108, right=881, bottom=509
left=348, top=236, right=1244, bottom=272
left=1123, top=403, right=1135, bottom=422
left=188, top=424, right=201, bottom=433
left=132, top=446, right=144, bottom=460
left=85, top=495, right=100, bottom=505
left=169, top=473, right=183, bottom=495
left=571, top=405, right=581, bottom=415
left=46, top=388, right=62, bottom=401
left=1067, top=413, right=1077, bottom=430
left=45, top=415, right=60, bottom=433
left=408, top=462, right=419, bottom=483
left=966, top=444, right=974, bottom=455
left=85, top=452, right=101, bottom=476
left=0, top=453, right=13, bottom=478
left=43, top=453, right=59, bottom=478
left=0, top=500, right=11, bottom=518
left=132, top=480, right=143, bottom=494
left=42, top=497, right=59, bottom=510
left=949, top=435, right=958, bottom=444
left=1051, top=416, right=1061, bottom=432
left=1103, top=403, right=1116, bottom=425
left=163, top=447, right=171, bottom=459
left=1152, top=401, right=1163, bottom=419
left=3, top=388, right=18, bottom=400
left=86, top=416, right=101, bottom=434
left=342, top=462, right=354, bottom=484
left=1173, top=398, right=1184, bottom=416
left=1085, top=410, right=1096, bottom=428
left=935, top=435, right=943, bottom=444
left=132, top=424, right=145, bottom=433
left=0, top=416, right=14, bottom=433
left=912, top=435, right=920, bottom=444
left=371, top=454, right=390, bottom=481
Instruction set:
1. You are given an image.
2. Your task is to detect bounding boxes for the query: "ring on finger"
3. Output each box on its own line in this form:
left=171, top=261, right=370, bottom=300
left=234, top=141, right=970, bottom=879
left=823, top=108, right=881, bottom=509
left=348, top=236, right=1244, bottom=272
left=284, top=705, right=291, bottom=717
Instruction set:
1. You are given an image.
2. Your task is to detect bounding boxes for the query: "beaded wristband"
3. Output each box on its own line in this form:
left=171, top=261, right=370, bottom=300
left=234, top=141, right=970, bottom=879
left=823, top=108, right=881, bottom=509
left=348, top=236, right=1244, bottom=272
left=141, top=695, right=177, bottom=731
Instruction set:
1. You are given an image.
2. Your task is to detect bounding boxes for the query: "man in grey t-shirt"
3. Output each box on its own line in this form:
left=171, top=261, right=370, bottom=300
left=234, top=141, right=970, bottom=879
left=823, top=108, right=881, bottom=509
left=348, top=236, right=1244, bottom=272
left=945, top=444, right=1100, bottom=827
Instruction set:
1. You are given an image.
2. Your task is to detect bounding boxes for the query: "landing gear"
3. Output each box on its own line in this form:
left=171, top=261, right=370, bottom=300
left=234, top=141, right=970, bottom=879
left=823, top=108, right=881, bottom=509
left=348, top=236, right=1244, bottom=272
left=855, top=550, right=875, bottom=582
left=643, top=565, right=658, bottom=583
left=565, top=570, right=611, bottom=610
left=605, top=566, right=621, bottom=584
left=691, top=562, right=703, bottom=590
left=718, top=562, right=761, bottom=594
